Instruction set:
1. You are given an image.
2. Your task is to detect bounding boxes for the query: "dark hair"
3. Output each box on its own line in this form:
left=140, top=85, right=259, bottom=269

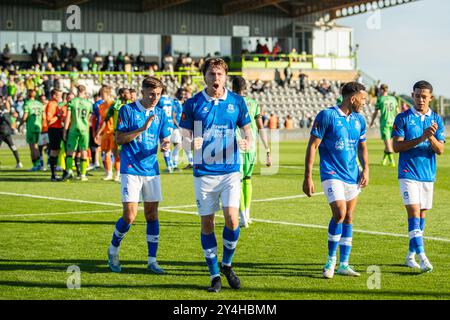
left=413, top=80, right=433, bottom=93
left=129, top=88, right=136, bottom=93
left=142, top=76, right=165, bottom=91
left=50, top=88, right=61, bottom=97
left=232, top=76, right=246, bottom=93
left=380, top=84, right=388, bottom=91
left=341, top=82, right=366, bottom=98
left=202, top=58, right=228, bottom=76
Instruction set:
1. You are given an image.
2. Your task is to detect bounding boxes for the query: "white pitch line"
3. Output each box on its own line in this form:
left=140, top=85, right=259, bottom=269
left=0, top=209, right=123, bottom=218
left=2, top=191, right=449, bottom=243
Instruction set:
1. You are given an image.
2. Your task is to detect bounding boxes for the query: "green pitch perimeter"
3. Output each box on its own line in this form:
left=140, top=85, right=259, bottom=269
left=0, top=140, right=449, bottom=300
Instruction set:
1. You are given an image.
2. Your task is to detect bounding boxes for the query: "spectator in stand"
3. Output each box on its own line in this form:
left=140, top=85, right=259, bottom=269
left=106, top=51, right=114, bottom=71
left=124, top=53, right=132, bottom=72
left=272, top=42, right=281, bottom=56
left=298, top=71, right=308, bottom=93
left=255, top=40, right=262, bottom=54
left=80, top=50, right=90, bottom=71
left=93, top=52, right=103, bottom=71
left=316, top=79, right=331, bottom=97
left=116, top=52, right=125, bottom=71
left=289, top=48, right=299, bottom=62
left=269, top=113, right=279, bottom=129
left=283, top=66, right=292, bottom=87
left=261, top=40, right=270, bottom=55
left=284, top=114, right=294, bottom=129
left=136, top=52, right=145, bottom=71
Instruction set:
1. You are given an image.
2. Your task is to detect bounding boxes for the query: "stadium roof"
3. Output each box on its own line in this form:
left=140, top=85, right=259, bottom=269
left=18, top=0, right=419, bottom=18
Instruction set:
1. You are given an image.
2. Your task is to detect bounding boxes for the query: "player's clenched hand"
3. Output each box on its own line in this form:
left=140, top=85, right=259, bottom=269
left=160, top=141, right=170, bottom=152
left=359, top=169, right=369, bottom=188
left=266, top=152, right=272, bottom=167
left=238, top=139, right=250, bottom=152
left=302, top=177, right=314, bottom=197
left=193, top=137, right=203, bottom=151
left=140, top=115, right=155, bottom=132
left=423, top=122, right=438, bottom=140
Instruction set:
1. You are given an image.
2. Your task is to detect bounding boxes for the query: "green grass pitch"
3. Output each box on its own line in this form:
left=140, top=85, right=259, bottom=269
left=0, top=139, right=449, bottom=300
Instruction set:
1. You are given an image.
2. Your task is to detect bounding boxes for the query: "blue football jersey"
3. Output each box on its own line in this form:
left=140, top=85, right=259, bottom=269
left=116, top=100, right=171, bottom=176
left=179, top=89, right=251, bottom=177
left=311, top=106, right=367, bottom=184
left=392, top=107, right=446, bottom=182
left=173, top=99, right=183, bottom=125
left=92, top=99, right=103, bottom=131
left=157, top=95, right=174, bottom=128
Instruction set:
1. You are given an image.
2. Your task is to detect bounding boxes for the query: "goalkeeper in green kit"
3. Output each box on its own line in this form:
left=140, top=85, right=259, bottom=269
left=232, top=76, right=272, bottom=228
left=370, top=84, right=399, bottom=167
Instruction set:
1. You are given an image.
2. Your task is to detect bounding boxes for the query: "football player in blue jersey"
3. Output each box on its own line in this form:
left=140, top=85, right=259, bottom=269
left=392, top=81, right=445, bottom=273
left=180, top=58, right=252, bottom=293
left=157, top=91, right=175, bottom=173
left=302, top=82, right=369, bottom=279
left=107, top=76, right=172, bottom=275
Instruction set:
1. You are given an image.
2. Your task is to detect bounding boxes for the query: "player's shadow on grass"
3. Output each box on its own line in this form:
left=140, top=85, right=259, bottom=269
left=0, top=176, right=53, bottom=182
left=1, top=279, right=449, bottom=298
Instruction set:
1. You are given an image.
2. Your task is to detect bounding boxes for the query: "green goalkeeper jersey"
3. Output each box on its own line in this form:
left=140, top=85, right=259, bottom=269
left=67, top=97, right=92, bottom=132
left=23, top=99, right=44, bottom=133
left=375, top=95, right=398, bottom=128
left=237, top=97, right=260, bottom=154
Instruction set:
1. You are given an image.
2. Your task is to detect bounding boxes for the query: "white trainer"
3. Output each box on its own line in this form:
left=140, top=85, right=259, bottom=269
left=323, top=258, right=337, bottom=279
left=404, top=256, right=420, bottom=269
left=337, top=264, right=361, bottom=277
left=419, top=257, right=433, bottom=273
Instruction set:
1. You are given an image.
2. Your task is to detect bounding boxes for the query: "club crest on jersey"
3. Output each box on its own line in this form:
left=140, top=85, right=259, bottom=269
left=335, top=139, right=345, bottom=150
left=409, top=119, right=416, bottom=126
left=202, top=106, right=209, bottom=113
left=226, top=104, right=235, bottom=113
left=355, top=120, right=361, bottom=130
left=337, top=120, right=343, bottom=127
left=136, top=114, right=141, bottom=121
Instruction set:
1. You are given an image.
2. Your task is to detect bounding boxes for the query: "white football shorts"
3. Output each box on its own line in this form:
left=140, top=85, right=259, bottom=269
left=194, top=172, right=241, bottom=216
left=399, top=179, right=434, bottom=210
left=170, top=128, right=182, bottom=144
left=121, top=174, right=162, bottom=203
left=322, top=179, right=361, bottom=204
left=38, top=132, right=49, bottom=146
